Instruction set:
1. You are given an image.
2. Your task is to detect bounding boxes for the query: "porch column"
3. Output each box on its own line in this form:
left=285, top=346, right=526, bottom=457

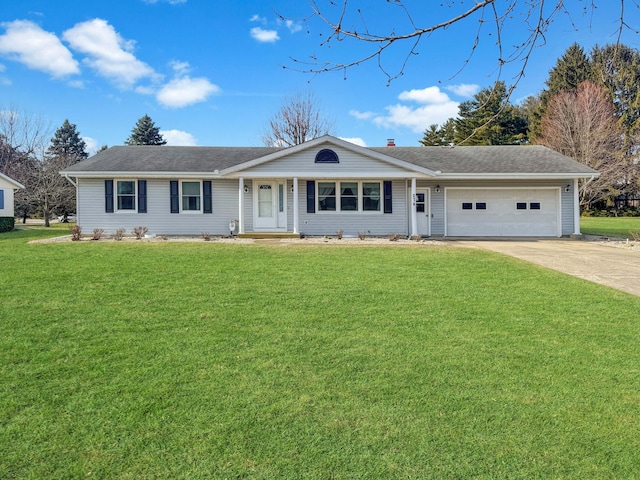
left=573, top=178, right=580, bottom=235
left=293, top=177, right=299, bottom=234
left=410, top=178, right=418, bottom=236
left=238, top=178, right=245, bottom=234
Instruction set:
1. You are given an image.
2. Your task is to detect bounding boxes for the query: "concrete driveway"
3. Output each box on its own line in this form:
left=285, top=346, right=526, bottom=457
left=456, top=239, right=640, bottom=297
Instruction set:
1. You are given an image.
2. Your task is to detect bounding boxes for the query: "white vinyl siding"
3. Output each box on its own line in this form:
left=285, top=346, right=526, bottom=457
left=77, top=178, right=236, bottom=235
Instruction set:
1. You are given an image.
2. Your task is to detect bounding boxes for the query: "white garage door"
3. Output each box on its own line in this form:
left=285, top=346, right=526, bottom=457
left=446, top=188, right=560, bottom=237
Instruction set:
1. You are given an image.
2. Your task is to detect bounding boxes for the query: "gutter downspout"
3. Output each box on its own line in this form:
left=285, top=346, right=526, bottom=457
left=573, top=178, right=581, bottom=235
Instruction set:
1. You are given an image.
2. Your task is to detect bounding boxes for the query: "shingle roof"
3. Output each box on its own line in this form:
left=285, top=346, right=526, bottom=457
left=62, top=141, right=597, bottom=177
left=371, top=145, right=597, bottom=175
left=63, top=145, right=283, bottom=173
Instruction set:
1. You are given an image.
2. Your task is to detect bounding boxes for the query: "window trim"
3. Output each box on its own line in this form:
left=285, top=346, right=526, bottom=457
left=315, top=180, right=383, bottom=214
left=115, top=179, right=137, bottom=213
left=180, top=180, right=203, bottom=213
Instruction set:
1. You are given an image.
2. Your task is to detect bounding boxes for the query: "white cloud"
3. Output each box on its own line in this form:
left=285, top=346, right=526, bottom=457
left=398, top=86, right=450, bottom=104
left=285, top=20, right=302, bottom=33
left=169, top=60, right=190, bottom=75
left=250, top=14, right=267, bottom=24
left=339, top=137, right=367, bottom=147
left=0, top=20, right=79, bottom=78
left=250, top=27, right=279, bottom=43
left=373, top=101, right=459, bottom=132
left=156, top=76, right=220, bottom=108
left=161, top=129, right=197, bottom=146
left=143, top=0, right=187, bottom=4
left=349, top=110, right=376, bottom=120
left=445, top=83, right=480, bottom=97
left=82, top=136, right=99, bottom=155
left=63, top=19, right=157, bottom=88
left=353, top=86, right=460, bottom=133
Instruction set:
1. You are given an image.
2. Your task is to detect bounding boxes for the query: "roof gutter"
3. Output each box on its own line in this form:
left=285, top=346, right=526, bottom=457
left=63, top=174, right=77, bottom=187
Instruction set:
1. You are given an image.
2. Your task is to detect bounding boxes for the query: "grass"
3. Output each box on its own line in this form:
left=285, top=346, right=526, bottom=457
left=2, top=227, right=640, bottom=478
left=581, top=216, right=640, bottom=238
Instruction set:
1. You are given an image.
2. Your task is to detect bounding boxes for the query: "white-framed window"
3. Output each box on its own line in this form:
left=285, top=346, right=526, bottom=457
left=317, top=181, right=382, bottom=213
left=181, top=181, right=202, bottom=212
left=116, top=180, right=136, bottom=211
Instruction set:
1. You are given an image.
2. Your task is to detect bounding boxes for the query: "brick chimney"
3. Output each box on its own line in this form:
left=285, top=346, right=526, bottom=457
left=386, top=138, right=396, bottom=147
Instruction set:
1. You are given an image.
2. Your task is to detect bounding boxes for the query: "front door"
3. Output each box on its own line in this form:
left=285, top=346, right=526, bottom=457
left=415, top=188, right=430, bottom=236
left=254, top=182, right=276, bottom=229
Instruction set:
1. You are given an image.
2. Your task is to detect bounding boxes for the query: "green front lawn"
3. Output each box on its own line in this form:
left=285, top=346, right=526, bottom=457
left=581, top=216, right=640, bottom=238
left=2, top=228, right=640, bottom=478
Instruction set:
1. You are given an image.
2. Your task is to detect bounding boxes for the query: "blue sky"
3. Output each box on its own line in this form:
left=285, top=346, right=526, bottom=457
left=1, top=1, right=638, bottom=153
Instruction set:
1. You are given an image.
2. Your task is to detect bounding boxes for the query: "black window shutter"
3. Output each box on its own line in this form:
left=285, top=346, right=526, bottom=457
left=383, top=181, right=392, bottom=214
left=138, top=180, right=147, bottom=213
left=170, top=180, right=179, bottom=213
left=306, top=181, right=315, bottom=213
left=203, top=181, right=212, bottom=214
left=105, top=179, right=114, bottom=213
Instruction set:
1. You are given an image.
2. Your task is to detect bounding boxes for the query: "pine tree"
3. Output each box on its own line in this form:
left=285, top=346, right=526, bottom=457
left=454, top=81, right=528, bottom=145
left=591, top=44, right=640, bottom=137
left=47, top=119, right=88, bottom=162
left=125, top=115, right=167, bottom=145
left=529, top=43, right=592, bottom=141
left=419, top=119, right=456, bottom=146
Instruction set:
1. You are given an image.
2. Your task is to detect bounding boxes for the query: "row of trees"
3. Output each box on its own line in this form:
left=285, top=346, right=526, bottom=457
left=420, top=43, right=640, bottom=211
left=0, top=113, right=169, bottom=226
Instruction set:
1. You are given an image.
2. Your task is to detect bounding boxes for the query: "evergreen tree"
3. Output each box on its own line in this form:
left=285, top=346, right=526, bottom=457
left=454, top=81, right=528, bottom=145
left=591, top=44, right=640, bottom=137
left=420, top=124, right=441, bottom=146
left=529, top=43, right=593, bottom=141
left=125, top=115, right=167, bottom=145
left=47, top=119, right=88, bottom=163
left=420, top=119, right=456, bottom=146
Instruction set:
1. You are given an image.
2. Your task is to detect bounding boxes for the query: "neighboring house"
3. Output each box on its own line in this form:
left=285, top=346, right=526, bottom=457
left=0, top=172, right=25, bottom=219
left=60, top=135, right=598, bottom=238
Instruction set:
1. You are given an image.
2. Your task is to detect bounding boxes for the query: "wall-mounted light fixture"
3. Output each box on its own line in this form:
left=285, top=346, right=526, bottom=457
left=435, top=185, right=441, bottom=193
left=565, top=183, right=571, bottom=193
left=244, top=185, right=249, bottom=193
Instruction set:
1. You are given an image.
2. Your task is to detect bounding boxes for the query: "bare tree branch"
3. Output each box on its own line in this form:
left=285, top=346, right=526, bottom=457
left=287, top=1, right=629, bottom=87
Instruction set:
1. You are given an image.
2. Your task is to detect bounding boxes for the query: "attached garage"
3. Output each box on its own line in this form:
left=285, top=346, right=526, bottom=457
left=445, top=188, right=561, bottom=237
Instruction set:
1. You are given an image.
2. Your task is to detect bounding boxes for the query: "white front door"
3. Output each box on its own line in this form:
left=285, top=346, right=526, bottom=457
left=415, top=188, right=430, bottom=236
left=254, top=180, right=287, bottom=230
left=254, top=181, right=277, bottom=229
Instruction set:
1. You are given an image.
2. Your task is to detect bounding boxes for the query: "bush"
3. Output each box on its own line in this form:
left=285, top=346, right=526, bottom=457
left=0, top=217, right=15, bottom=233
left=91, top=228, right=105, bottom=241
left=132, top=226, right=148, bottom=240
left=201, top=232, right=212, bottom=241
left=113, top=228, right=125, bottom=241
left=358, top=232, right=366, bottom=240
left=69, top=225, right=82, bottom=241
left=631, top=231, right=640, bottom=241
left=388, top=233, right=400, bottom=242
left=336, top=229, right=344, bottom=240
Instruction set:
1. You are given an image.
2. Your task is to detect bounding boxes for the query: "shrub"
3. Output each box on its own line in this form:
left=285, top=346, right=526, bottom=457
left=201, top=232, right=212, bottom=241
left=132, top=226, right=148, bottom=240
left=410, top=235, right=421, bottom=242
left=336, top=229, right=344, bottom=240
left=388, top=233, right=400, bottom=242
left=358, top=232, right=366, bottom=240
left=91, top=228, right=105, bottom=241
left=0, top=217, right=15, bottom=233
left=631, top=231, right=640, bottom=241
left=113, top=228, right=125, bottom=241
left=69, top=225, right=82, bottom=241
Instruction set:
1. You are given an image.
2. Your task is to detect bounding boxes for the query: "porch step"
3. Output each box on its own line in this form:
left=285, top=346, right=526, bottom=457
left=237, top=232, right=301, bottom=239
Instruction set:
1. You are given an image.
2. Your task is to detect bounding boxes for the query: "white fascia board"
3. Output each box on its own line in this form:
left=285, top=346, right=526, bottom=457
left=220, top=135, right=441, bottom=177
left=0, top=172, right=25, bottom=189
left=438, top=172, right=600, bottom=180
left=224, top=171, right=436, bottom=179
left=63, top=171, right=224, bottom=179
